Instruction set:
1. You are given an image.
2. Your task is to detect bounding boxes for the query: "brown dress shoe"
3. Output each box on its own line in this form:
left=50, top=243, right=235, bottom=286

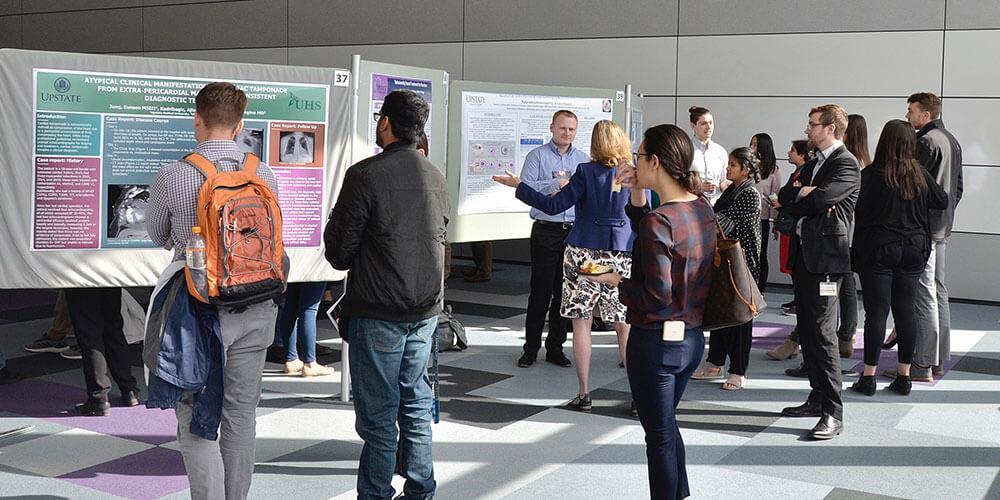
left=766, top=339, right=800, bottom=360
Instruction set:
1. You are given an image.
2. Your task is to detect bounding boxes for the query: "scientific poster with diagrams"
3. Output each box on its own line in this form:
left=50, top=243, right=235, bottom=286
left=456, top=91, right=612, bottom=215
left=30, top=69, right=330, bottom=251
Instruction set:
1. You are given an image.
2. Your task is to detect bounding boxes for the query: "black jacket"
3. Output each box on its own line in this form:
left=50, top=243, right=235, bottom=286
left=778, top=145, right=860, bottom=275
left=324, top=141, right=450, bottom=322
left=853, top=162, right=948, bottom=270
left=916, top=119, right=963, bottom=240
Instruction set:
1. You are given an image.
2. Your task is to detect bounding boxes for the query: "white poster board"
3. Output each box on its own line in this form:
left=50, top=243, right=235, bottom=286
left=446, top=80, right=627, bottom=243
left=0, top=49, right=352, bottom=288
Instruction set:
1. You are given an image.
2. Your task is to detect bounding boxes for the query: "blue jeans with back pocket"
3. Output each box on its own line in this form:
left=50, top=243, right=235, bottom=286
left=348, top=316, right=438, bottom=500
left=627, top=325, right=705, bottom=500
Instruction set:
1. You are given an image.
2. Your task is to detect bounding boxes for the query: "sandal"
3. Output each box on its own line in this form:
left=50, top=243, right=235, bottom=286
left=691, top=363, right=724, bottom=380
left=721, top=374, right=746, bottom=391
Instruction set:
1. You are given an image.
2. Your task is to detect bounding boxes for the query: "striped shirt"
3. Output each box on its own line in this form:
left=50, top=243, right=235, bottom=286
left=619, top=198, right=717, bottom=330
left=147, top=140, right=279, bottom=261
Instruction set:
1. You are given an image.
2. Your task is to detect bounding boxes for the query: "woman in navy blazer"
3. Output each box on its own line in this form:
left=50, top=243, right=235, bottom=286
left=494, top=120, right=639, bottom=413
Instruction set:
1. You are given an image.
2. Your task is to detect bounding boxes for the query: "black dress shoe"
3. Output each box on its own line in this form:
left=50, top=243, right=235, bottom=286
left=74, top=399, right=111, bottom=416
left=545, top=353, right=572, bottom=368
left=785, top=363, right=809, bottom=378
left=517, top=352, right=536, bottom=368
left=809, top=414, right=843, bottom=440
left=849, top=375, right=877, bottom=396
left=888, top=375, right=912, bottom=395
left=121, top=389, right=141, bottom=407
left=781, top=401, right=823, bottom=418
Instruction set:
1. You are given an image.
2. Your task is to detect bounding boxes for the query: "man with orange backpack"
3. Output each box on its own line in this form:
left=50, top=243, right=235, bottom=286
left=147, top=82, right=283, bottom=500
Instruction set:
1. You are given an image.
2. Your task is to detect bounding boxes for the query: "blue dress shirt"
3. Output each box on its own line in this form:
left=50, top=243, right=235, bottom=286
left=519, top=141, right=590, bottom=222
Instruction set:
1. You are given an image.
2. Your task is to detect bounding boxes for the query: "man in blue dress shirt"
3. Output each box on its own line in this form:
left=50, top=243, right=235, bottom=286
left=517, top=110, right=591, bottom=368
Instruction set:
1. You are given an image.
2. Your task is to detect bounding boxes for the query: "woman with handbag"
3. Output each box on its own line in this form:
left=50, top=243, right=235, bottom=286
left=587, top=124, right=716, bottom=500
left=849, top=120, right=948, bottom=396
left=692, top=148, right=762, bottom=390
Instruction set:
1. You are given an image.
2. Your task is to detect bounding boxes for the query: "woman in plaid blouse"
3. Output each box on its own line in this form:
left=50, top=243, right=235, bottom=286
left=589, top=124, right=717, bottom=500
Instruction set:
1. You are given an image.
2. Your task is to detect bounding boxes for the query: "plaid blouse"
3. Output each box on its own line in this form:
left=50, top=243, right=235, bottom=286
left=619, top=198, right=717, bottom=330
left=147, top=140, right=279, bottom=261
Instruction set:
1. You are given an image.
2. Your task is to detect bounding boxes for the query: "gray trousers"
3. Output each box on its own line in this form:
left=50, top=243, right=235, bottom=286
left=912, top=240, right=951, bottom=367
left=176, top=300, right=278, bottom=500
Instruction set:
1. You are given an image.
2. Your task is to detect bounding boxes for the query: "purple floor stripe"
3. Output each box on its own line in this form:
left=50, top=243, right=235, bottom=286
left=60, top=446, right=188, bottom=499
left=0, top=378, right=178, bottom=445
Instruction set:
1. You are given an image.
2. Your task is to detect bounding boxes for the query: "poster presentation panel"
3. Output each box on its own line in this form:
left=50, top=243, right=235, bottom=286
left=0, top=49, right=351, bottom=288
left=355, top=59, right=448, bottom=174
left=447, top=81, right=626, bottom=243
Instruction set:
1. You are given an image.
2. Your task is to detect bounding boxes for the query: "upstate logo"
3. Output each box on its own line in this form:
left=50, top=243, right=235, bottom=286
left=40, top=76, right=81, bottom=103
left=288, top=91, right=322, bottom=111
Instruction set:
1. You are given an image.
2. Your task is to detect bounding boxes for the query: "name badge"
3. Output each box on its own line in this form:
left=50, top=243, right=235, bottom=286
left=662, top=321, right=685, bottom=342
left=819, top=278, right=838, bottom=297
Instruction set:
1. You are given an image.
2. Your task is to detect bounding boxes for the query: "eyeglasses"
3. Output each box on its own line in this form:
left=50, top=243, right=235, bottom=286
left=632, top=152, right=652, bottom=163
left=806, top=121, right=829, bottom=129
left=373, top=112, right=382, bottom=122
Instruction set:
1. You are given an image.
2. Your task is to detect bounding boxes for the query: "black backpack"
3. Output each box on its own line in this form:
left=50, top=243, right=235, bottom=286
left=437, top=305, right=468, bottom=351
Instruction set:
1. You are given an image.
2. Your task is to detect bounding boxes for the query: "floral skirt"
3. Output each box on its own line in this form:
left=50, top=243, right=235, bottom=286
left=560, top=244, right=632, bottom=322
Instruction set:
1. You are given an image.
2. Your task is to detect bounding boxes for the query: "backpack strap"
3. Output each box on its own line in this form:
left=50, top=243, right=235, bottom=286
left=241, top=153, right=260, bottom=173
left=183, top=153, right=218, bottom=178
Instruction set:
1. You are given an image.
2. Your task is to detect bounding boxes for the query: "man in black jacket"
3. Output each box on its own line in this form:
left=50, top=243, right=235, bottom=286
left=903, top=92, right=963, bottom=381
left=324, top=90, right=449, bottom=500
left=777, top=104, right=860, bottom=440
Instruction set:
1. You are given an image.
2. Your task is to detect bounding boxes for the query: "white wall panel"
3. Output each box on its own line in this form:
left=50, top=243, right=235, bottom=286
left=463, top=37, right=676, bottom=96
left=952, top=165, right=999, bottom=235
left=944, top=232, right=1000, bottom=302
left=941, top=99, right=1000, bottom=167
left=637, top=96, right=677, bottom=130
left=944, top=30, right=1000, bottom=97
left=677, top=32, right=942, bottom=97
left=142, top=48, right=289, bottom=66
left=289, top=43, right=463, bottom=80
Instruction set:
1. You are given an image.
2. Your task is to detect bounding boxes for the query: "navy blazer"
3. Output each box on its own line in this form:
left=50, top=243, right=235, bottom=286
left=515, top=161, right=637, bottom=252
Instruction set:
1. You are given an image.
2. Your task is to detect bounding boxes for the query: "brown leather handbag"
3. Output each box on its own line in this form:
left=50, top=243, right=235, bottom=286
left=702, top=220, right=767, bottom=331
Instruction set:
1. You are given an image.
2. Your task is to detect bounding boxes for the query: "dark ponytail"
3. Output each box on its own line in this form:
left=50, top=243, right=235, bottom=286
left=643, top=124, right=700, bottom=194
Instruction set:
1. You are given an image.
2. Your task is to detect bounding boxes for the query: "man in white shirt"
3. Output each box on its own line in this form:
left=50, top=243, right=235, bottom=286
left=688, top=106, right=729, bottom=204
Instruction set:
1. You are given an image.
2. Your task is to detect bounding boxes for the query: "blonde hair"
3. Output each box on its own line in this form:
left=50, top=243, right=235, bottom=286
left=590, top=120, right=632, bottom=168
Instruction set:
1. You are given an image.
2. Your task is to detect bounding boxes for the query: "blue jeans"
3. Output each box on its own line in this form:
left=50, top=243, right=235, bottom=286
left=348, top=316, right=437, bottom=500
left=277, top=282, right=327, bottom=363
left=627, top=325, right=705, bottom=500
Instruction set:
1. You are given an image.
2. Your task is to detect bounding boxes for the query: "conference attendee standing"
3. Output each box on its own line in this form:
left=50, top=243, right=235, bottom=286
left=766, top=140, right=813, bottom=362
left=147, top=82, right=281, bottom=499
left=64, top=287, right=139, bottom=416
left=494, top=120, right=637, bottom=412
left=589, top=124, right=716, bottom=499
left=849, top=120, right=948, bottom=396
left=694, top=148, right=762, bottom=391
left=325, top=90, right=448, bottom=500
left=688, top=106, right=729, bottom=205
left=750, top=133, right=781, bottom=293
left=777, top=104, right=860, bottom=440
left=845, top=114, right=872, bottom=169
left=897, top=92, right=963, bottom=381
left=516, top=110, right=590, bottom=368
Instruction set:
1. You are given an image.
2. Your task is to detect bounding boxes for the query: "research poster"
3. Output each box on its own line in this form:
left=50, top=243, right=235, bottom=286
left=369, top=73, right=432, bottom=155
left=31, top=69, right=330, bottom=251
left=456, top=92, right=612, bottom=215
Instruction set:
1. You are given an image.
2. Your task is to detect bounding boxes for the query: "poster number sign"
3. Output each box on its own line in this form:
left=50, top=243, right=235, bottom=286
left=334, top=70, right=350, bottom=87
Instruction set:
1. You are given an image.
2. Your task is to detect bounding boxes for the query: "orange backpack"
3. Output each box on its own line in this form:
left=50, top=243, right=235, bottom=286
left=183, top=152, right=288, bottom=308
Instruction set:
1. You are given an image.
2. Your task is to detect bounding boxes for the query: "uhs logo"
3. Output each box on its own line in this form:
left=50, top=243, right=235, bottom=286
left=288, top=92, right=322, bottom=111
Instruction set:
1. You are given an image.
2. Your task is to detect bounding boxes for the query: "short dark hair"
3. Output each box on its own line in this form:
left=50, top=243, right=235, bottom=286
left=791, top=139, right=813, bottom=160
left=688, top=106, right=711, bottom=124
left=907, top=92, right=942, bottom=119
left=643, top=124, right=700, bottom=194
left=195, top=82, right=247, bottom=129
left=379, top=90, right=429, bottom=144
